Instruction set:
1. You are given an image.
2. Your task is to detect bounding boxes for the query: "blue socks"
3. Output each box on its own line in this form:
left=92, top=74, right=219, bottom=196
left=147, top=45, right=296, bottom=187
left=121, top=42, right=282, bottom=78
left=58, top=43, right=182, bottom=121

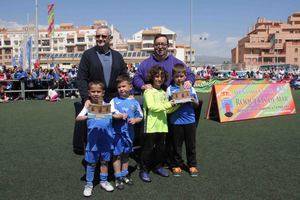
left=114, top=172, right=123, bottom=179
left=100, top=173, right=108, bottom=182
left=121, top=169, right=128, bottom=177
left=86, top=165, right=95, bottom=185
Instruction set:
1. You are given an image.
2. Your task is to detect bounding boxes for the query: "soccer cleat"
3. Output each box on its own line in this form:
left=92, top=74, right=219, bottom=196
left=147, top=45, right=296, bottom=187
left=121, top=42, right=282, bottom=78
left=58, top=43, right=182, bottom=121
left=115, top=178, right=125, bottom=190
left=172, top=167, right=182, bottom=177
left=122, top=176, right=133, bottom=185
left=155, top=167, right=169, bottom=177
left=139, top=171, right=151, bottom=182
left=189, top=167, right=199, bottom=177
left=100, top=181, right=114, bottom=192
left=83, top=184, right=93, bottom=197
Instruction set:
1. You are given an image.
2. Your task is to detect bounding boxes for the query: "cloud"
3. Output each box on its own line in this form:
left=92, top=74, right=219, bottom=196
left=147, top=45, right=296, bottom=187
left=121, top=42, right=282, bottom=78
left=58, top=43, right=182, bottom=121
left=176, top=30, right=241, bottom=57
left=225, top=36, right=240, bottom=48
left=0, top=19, right=24, bottom=29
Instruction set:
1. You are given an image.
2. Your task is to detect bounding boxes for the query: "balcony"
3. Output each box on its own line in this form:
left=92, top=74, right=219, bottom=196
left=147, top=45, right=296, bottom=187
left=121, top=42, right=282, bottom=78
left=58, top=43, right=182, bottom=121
left=244, top=54, right=260, bottom=59
left=141, top=47, right=154, bottom=51
left=65, top=42, right=75, bottom=46
left=245, top=42, right=271, bottom=49
left=261, top=52, right=286, bottom=58
left=284, top=33, right=300, bottom=40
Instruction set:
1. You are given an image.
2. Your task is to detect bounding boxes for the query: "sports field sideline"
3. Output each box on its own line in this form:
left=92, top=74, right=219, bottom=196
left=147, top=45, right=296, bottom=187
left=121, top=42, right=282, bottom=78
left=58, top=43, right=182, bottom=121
left=0, top=91, right=299, bottom=200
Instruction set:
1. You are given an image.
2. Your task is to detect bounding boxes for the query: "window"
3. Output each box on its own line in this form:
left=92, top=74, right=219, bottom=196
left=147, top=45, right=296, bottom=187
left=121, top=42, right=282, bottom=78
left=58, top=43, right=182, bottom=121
left=77, top=38, right=85, bottom=42
left=295, top=48, right=298, bottom=53
left=295, top=58, right=298, bottom=62
left=5, top=49, right=11, bottom=54
left=67, top=39, right=74, bottom=43
left=4, top=41, right=11, bottom=45
left=77, top=45, right=85, bottom=51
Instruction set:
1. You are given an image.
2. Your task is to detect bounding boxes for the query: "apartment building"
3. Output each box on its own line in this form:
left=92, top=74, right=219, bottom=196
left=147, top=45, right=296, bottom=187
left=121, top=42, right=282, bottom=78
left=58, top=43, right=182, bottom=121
left=175, top=44, right=195, bottom=65
left=125, top=26, right=195, bottom=66
left=0, top=23, right=194, bottom=69
left=231, top=12, right=300, bottom=70
left=0, top=20, right=125, bottom=68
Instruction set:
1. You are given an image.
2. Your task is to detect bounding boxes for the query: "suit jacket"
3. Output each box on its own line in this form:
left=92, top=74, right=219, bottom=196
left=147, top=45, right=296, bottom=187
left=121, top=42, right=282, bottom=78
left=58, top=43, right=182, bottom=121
left=76, top=46, right=128, bottom=102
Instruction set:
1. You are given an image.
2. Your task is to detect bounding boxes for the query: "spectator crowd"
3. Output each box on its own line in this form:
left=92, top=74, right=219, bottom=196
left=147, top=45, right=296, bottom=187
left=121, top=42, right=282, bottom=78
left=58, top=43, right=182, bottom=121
left=1, top=63, right=300, bottom=102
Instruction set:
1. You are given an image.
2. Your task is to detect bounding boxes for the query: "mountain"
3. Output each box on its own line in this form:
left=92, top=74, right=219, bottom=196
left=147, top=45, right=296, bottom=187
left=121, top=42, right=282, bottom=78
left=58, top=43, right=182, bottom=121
left=195, top=55, right=231, bottom=65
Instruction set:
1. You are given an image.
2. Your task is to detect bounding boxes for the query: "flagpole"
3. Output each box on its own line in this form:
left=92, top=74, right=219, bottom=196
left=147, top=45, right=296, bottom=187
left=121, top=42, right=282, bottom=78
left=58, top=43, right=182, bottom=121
left=25, top=13, right=29, bottom=70
left=189, top=0, right=192, bottom=66
left=35, top=0, right=39, bottom=63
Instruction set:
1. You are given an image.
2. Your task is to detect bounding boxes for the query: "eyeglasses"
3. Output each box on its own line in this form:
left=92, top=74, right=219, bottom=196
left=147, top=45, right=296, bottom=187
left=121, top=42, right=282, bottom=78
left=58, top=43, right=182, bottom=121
left=154, top=43, right=168, bottom=47
left=95, top=34, right=110, bottom=39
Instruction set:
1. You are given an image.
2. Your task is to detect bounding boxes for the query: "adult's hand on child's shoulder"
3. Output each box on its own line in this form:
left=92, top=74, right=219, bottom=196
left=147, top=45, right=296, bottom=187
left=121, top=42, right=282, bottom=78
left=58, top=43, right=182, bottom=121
left=142, top=84, right=153, bottom=90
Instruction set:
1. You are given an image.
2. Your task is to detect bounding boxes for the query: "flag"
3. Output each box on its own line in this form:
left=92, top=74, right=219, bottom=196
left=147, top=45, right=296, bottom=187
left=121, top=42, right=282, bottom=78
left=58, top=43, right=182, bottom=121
left=19, top=46, right=24, bottom=68
left=11, top=56, right=17, bottom=67
left=26, top=36, right=32, bottom=70
left=48, top=3, right=55, bottom=37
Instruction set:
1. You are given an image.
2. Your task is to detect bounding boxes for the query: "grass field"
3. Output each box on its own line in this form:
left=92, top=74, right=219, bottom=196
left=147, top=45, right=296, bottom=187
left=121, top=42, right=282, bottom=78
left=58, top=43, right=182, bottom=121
left=0, top=91, right=299, bottom=200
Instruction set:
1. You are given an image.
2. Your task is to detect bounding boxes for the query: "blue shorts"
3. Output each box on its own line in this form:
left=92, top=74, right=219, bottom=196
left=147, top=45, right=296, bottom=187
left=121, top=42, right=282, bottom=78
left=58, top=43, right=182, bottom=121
left=85, top=150, right=111, bottom=163
left=113, top=132, right=133, bottom=156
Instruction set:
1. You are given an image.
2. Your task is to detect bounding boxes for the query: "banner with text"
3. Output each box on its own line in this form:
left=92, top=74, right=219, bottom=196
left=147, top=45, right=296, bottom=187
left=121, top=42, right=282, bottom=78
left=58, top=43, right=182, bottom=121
left=207, top=82, right=296, bottom=122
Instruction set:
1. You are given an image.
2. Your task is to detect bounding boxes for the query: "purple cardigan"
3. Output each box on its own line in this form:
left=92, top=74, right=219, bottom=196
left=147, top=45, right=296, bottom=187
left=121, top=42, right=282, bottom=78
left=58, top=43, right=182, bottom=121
left=132, top=54, right=195, bottom=90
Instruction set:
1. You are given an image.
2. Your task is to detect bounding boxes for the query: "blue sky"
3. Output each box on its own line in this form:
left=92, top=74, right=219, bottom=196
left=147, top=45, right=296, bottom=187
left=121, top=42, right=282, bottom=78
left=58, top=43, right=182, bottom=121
left=0, top=0, right=299, bottom=57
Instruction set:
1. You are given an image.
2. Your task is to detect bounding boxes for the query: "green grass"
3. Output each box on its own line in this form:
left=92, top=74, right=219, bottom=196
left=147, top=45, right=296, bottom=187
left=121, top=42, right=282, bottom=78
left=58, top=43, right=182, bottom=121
left=0, top=91, right=299, bottom=200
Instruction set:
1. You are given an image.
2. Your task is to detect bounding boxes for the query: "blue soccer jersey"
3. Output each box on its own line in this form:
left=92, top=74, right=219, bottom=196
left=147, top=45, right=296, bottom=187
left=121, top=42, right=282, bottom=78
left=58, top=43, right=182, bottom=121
left=166, top=84, right=198, bottom=125
left=110, top=97, right=143, bottom=155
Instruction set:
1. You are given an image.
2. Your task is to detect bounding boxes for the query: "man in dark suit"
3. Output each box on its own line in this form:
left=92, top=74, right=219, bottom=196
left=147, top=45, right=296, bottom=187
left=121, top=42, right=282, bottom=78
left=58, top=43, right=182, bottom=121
left=77, top=25, right=127, bottom=103
left=73, top=25, right=127, bottom=155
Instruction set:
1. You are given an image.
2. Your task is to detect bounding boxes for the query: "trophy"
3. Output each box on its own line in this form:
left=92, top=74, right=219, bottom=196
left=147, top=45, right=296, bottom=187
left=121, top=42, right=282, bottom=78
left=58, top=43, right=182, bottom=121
left=88, top=97, right=111, bottom=118
left=171, top=84, right=193, bottom=104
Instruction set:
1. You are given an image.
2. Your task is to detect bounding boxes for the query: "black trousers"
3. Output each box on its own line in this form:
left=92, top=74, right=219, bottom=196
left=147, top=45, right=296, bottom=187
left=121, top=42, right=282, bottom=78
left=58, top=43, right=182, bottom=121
left=73, top=101, right=87, bottom=155
left=141, top=133, right=166, bottom=172
left=170, top=123, right=197, bottom=167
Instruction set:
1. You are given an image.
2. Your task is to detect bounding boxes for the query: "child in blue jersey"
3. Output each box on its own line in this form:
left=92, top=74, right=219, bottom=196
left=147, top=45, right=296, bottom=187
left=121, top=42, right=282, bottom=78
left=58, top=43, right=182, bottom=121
left=76, top=81, right=115, bottom=197
left=166, top=63, right=200, bottom=177
left=110, top=75, right=143, bottom=189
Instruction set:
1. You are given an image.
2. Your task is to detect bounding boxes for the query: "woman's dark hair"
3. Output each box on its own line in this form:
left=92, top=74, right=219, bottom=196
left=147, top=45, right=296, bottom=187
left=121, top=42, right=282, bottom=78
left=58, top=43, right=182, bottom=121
left=146, top=65, right=169, bottom=88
